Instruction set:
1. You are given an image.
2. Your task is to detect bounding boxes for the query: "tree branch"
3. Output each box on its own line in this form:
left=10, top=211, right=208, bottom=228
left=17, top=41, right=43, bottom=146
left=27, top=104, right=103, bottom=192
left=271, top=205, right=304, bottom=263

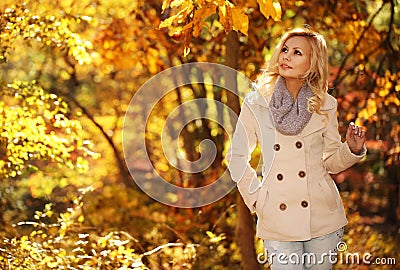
left=387, top=0, right=395, bottom=48
left=65, top=94, right=134, bottom=187
left=141, top=242, right=199, bottom=257
left=60, top=54, right=134, bottom=187
left=332, top=1, right=386, bottom=90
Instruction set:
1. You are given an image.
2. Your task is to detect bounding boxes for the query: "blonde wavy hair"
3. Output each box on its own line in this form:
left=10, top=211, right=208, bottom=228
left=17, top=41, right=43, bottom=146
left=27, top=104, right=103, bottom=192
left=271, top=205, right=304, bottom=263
left=254, top=27, right=328, bottom=116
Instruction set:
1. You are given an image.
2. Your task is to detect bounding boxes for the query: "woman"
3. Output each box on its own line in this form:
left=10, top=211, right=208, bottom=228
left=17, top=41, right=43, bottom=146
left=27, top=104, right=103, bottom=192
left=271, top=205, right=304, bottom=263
left=226, top=27, right=366, bottom=269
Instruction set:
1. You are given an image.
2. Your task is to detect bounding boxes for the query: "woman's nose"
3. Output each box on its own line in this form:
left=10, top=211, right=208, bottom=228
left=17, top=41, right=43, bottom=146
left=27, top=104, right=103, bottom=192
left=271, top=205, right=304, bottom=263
left=283, top=53, right=290, bottom=61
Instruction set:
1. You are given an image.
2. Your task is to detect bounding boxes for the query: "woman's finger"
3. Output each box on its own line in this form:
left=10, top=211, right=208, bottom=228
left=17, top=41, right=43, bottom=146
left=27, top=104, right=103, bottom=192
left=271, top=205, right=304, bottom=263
left=347, top=122, right=355, bottom=138
left=355, top=126, right=366, bottom=138
left=354, top=126, right=360, bottom=136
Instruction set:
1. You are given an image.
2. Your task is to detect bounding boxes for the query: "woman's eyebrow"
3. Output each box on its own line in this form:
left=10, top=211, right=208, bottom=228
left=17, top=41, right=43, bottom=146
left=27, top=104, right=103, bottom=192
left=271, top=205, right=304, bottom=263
left=283, top=44, right=303, bottom=51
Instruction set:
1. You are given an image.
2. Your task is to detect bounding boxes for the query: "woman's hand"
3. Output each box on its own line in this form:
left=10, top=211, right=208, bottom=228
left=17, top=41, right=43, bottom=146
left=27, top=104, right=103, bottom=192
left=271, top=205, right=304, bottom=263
left=346, top=122, right=366, bottom=155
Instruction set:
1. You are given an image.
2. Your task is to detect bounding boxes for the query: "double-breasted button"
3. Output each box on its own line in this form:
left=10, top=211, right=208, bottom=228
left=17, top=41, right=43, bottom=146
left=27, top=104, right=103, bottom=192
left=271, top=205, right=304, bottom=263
left=273, top=144, right=280, bottom=151
left=295, top=141, right=302, bottom=149
left=301, top=200, right=308, bottom=208
left=277, top=173, right=283, bottom=181
left=298, top=171, right=306, bottom=178
left=279, top=203, right=287, bottom=211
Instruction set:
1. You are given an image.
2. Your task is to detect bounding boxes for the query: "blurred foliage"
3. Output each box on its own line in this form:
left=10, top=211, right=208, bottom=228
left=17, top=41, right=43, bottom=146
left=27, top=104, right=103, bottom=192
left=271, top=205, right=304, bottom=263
left=0, top=0, right=399, bottom=269
left=0, top=80, right=99, bottom=179
left=0, top=2, right=93, bottom=65
left=159, top=0, right=282, bottom=55
left=1, top=189, right=152, bottom=269
left=0, top=186, right=239, bottom=269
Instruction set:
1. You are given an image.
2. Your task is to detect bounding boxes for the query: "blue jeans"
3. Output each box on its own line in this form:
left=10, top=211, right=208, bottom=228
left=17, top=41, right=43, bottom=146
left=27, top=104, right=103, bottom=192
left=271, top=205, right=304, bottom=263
left=263, top=228, right=344, bottom=270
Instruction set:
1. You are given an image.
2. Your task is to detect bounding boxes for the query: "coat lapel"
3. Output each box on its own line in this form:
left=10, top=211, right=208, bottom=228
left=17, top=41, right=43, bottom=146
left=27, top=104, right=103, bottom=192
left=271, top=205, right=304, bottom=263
left=300, top=93, right=337, bottom=137
left=300, top=113, right=325, bottom=137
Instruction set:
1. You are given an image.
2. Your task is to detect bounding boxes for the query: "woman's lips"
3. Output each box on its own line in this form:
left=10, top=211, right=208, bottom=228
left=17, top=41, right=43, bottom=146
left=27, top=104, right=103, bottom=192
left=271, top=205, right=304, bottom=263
left=280, top=64, right=292, bottom=69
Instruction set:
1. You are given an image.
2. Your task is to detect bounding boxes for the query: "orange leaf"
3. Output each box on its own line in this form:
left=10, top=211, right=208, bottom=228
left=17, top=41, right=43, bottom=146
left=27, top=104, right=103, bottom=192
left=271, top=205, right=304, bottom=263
left=218, top=4, right=231, bottom=32
left=159, top=13, right=179, bottom=29
left=192, top=5, right=216, bottom=37
left=161, top=0, right=173, bottom=14
left=231, top=7, right=248, bottom=35
left=257, top=0, right=282, bottom=21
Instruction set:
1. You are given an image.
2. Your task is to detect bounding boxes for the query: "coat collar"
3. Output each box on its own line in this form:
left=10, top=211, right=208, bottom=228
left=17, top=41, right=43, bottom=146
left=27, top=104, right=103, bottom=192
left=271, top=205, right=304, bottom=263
left=246, top=88, right=336, bottom=109
left=301, top=94, right=336, bottom=137
left=245, top=89, right=337, bottom=136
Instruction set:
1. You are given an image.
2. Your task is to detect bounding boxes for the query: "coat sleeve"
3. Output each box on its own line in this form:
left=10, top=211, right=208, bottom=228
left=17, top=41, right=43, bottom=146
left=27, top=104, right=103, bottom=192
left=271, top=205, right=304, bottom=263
left=322, top=98, right=367, bottom=174
left=225, top=97, right=260, bottom=213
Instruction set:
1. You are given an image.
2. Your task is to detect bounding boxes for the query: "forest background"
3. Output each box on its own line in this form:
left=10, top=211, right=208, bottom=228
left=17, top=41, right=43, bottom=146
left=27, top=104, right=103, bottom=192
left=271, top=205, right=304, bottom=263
left=0, top=0, right=399, bottom=269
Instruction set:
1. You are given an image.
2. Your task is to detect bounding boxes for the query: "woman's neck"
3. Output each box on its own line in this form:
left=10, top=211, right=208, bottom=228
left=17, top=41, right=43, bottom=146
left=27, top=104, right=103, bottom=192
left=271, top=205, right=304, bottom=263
left=284, top=78, right=305, bottom=101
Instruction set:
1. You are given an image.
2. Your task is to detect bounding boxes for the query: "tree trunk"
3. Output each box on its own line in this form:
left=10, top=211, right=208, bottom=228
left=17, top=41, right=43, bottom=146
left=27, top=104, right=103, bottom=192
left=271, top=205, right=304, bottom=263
left=236, top=197, right=259, bottom=270
left=386, top=163, right=399, bottom=227
left=225, top=30, right=260, bottom=270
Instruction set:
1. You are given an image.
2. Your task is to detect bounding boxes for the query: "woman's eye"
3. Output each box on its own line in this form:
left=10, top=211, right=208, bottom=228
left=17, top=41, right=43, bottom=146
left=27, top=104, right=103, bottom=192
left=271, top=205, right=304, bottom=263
left=281, top=47, right=288, bottom=53
left=294, top=50, right=302, bottom=55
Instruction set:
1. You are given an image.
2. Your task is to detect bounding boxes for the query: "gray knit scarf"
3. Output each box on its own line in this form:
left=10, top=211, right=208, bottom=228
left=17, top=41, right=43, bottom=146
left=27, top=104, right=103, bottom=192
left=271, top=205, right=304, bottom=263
left=269, top=76, right=313, bottom=135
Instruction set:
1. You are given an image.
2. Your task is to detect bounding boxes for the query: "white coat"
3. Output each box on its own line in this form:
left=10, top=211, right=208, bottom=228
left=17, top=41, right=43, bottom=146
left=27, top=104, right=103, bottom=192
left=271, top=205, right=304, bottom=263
left=226, top=89, right=366, bottom=241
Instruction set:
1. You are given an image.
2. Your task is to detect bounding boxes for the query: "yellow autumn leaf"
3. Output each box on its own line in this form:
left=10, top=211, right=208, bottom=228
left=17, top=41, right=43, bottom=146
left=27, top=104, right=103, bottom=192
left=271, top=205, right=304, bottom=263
left=384, top=81, right=392, bottom=90
left=47, top=261, right=59, bottom=268
left=162, top=0, right=173, bottom=13
left=357, top=109, right=367, bottom=120
left=378, top=88, right=389, bottom=97
left=192, top=5, right=216, bottom=37
left=159, top=13, right=180, bottom=29
left=272, top=2, right=282, bottom=20
left=159, top=2, right=193, bottom=29
left=184, top=47, right=191, bottom=57
left=206, top=230, right=216, bottom=238
left=384, top=95, right=400, bottom=106
left=257, top=0, right=282, bottom=21
left=231, top=7, right=248, bottom=35
left=218, top=4, right=231, bottom=32
left=206, top=231, right=226, bottom=243
left=171, top=0, right=185, bottom=8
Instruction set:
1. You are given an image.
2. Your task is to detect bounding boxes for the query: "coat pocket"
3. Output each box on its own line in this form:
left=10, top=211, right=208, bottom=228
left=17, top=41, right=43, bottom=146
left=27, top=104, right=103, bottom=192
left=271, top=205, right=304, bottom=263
left=319, top=176, right=339, bottom=211
left=255, top=187, right=269, bottom=221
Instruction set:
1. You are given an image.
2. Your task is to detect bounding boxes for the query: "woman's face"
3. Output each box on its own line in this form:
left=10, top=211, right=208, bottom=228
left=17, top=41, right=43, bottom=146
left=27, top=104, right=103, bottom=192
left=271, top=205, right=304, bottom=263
left=278, top=36, right=312, bottom=80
